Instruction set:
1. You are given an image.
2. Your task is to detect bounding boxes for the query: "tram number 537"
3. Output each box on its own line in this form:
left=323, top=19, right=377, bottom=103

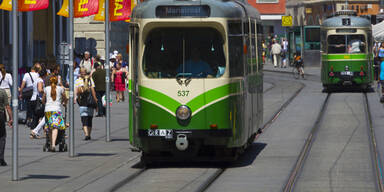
left=178, top=90, right=190, bottom=97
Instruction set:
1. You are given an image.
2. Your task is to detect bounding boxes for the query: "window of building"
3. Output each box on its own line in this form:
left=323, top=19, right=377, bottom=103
left=256, top=0, right=278, bottom=3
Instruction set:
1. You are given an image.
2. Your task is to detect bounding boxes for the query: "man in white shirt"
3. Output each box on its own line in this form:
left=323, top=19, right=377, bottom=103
left=79, top=51, right=93, bottom=74
left=271, top=40, right=282, bottom=68
left=19, top=63, right=41, bottom=125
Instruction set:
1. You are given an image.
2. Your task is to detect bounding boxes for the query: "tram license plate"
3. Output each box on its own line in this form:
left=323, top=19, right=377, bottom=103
left=341, top=71, right=353, bottom=76
left=148, top=129, right=173, bottom=138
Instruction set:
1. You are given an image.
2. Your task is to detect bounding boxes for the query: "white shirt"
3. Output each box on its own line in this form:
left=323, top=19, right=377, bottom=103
left=0, top=73, right=12, bottom=89
left=44, top=86, right=64, bottom=112
left=80, top=59, right=93, bottom=74
left=31, top=77, right=44, bottom=101
left=271, top=43, right=282, bottom=55
left=22, top=72, right=39, bottom=88
left=282, top=40, right=288, bottom=51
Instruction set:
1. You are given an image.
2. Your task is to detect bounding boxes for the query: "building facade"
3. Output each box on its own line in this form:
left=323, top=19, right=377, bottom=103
left=286, top=0, right=380, bottom=27
left=248, top=0, right=286, bottom=37
left=0, top=5, right=130, bottom=78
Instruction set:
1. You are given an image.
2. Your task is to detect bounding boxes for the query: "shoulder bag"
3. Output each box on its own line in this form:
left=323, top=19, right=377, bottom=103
left=34, top=98, right=45, bottom=117
left=22, top=73, right=34, bottom=99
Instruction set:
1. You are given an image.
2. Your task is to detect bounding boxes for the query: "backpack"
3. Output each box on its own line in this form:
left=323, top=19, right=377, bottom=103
left=76, top=77, right=91, bottom=106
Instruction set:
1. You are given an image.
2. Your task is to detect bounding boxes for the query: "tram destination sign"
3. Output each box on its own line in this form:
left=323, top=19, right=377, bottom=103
left=336, top=29, right=357, bottom=33
left=156, top=5, right=210, bottom=18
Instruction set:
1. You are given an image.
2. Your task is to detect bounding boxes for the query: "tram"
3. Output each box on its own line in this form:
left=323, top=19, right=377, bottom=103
left=321, top=10, right=373, bottom=91
left=127, top=0, right=263, bottom=162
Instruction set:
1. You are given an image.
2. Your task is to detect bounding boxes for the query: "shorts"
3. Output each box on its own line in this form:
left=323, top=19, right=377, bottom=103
left=81, top=116, right=93, bottom=127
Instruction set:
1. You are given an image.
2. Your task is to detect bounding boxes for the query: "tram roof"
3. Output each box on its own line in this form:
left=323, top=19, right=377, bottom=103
left=322, top=15, right=371, bottom=28
left=131, top=0, right=260, bottom=20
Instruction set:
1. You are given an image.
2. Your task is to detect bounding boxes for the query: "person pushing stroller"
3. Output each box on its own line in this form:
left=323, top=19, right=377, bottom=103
left=42, top=76, right=67, bottom=152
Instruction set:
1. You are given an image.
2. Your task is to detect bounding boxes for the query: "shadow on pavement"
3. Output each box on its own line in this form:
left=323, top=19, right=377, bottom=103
left=21, top=174, right=70, bottom=180
left=77, top=153, right=117, bottom=157
left=132, top=142, right=267, bottom=169
left=228, top=142, right=267, bottom=168
left=111, top=138, right=130, bottom=142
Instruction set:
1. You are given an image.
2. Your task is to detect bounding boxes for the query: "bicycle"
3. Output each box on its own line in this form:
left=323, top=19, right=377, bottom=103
left=292, top=65, right=305, bottom=79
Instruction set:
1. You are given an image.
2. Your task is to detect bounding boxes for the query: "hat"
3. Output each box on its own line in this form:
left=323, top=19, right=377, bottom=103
left=100, top=56, right=105, bottom=61
left=110, top=54, right=116, bottom=60
left=113, top=50, right=118, bottom=55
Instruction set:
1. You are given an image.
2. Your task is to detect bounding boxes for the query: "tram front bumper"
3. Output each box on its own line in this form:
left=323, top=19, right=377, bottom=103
left=138, top=128, right=232, bottom=140
left=328, top=71, right=365, bottom=85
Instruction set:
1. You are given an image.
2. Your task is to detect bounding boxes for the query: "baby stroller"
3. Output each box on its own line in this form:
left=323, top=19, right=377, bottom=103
left=43, top=105, right=68, bottom=152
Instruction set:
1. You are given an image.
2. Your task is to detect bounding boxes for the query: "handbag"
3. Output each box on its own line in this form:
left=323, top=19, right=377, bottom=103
left=34, top=98, right=45, bottom=117
left=77, top=91, right=89, bottom=106
left=86, top=93, right=97, bottom=108
left=22, top=73, right=34, bottom=99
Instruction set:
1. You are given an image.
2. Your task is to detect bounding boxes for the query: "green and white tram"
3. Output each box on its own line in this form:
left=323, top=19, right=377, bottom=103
left=128, top=0, right=263, bottom=161
left=321, top=10, right=373, bottom=91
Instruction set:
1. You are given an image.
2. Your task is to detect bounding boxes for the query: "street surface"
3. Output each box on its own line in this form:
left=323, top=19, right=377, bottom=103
left=1, top=63, right=384, bottom=192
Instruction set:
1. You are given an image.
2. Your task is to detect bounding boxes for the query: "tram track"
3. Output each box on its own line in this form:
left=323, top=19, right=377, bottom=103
left=109, top=78, right=305, bottom=192
left=284, top=93, right=383, bottom=192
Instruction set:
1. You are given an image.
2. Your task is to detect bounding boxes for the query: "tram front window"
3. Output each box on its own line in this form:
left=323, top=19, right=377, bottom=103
left=143, top=27, right=226, bottom=78
left=327, top=35, right=366, bottom=54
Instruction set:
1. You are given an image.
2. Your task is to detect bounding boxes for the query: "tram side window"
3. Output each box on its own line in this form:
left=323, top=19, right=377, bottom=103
left=257, top=24, right=263, bottom=70
left=320, top=30, right=327, bottom=53
left=251, top=21, right=257, bottom=74
left=327, top=35, right=366, bottom=54
left=228, top=21, right=244, bottom=77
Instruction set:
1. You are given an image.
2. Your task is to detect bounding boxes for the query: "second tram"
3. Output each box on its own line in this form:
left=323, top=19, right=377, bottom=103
left=321, top=10, right=373, bottom=91
left=128, top=0, right=263, bottom=162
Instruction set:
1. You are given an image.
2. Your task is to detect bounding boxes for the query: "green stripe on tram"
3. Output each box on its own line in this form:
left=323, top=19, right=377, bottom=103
left=139, top=82, right=240, bottom=115
left=139, top=86, right=180, bottom=113
left=324, top=54, right=368, bottom=60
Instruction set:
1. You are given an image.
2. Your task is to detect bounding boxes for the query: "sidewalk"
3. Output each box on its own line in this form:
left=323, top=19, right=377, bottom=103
left=0, top=92, right=141, bottom=192
left=263, top=60, right=320, bottom=76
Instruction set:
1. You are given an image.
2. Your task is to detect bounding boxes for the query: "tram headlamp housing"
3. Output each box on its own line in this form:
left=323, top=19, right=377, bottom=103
left=176, top=105, right=191, bottom=121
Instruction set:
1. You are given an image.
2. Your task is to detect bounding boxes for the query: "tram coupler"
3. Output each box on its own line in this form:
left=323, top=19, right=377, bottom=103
left=175, top=134, right=189, bottom=151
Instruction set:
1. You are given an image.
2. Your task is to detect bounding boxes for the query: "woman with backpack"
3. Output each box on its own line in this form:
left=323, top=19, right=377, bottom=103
left=75, top=68, right=98, bottom=140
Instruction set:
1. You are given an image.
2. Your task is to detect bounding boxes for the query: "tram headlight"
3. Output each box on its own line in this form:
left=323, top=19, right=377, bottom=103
left=176, top=105, right=191, bottom=121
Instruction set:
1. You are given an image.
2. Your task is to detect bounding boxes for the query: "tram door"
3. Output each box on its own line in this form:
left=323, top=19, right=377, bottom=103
left=129, top=24, right=140, bottom=146
left=244, top=19, right=253, bottom=143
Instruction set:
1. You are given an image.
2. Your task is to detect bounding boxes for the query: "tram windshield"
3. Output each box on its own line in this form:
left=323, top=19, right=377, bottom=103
left=143, top=27, right=226, bottom=78
left=327, top=35, right=366, bottom=54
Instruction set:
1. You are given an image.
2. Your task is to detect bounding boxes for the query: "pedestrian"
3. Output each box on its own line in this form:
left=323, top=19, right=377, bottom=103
left=48, top=64, right=63, bottom=86
left=66, top=60, right=80, bottom=87
left=262, top=40, right=267, bottom=64
left=376, top=42, right=384, bottom=60
left=282, top=38, right=288, bottom=68
left=0, top=64, right=12, bottom=106
left=19, top=63, right=41, bottom=128
left=30, top=68, right=47, bottom=139
left=0, top=88, right=12, bottom=166
left=114, top=53, right=128, bottom=69
left=92, top=62, right=106, bottom=117
left=112, top=62, right=127, bottom=102
left=75, top=68, right=97, bottom=140
left=79, top=51, right=94, bottom=74
left=42, top=76, right=67, bottom=152
left=271, top=40, right=282, bottom=68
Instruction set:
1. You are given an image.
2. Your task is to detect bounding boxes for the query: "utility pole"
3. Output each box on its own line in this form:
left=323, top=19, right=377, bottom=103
left=11, top=0, right=19, bottom=181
